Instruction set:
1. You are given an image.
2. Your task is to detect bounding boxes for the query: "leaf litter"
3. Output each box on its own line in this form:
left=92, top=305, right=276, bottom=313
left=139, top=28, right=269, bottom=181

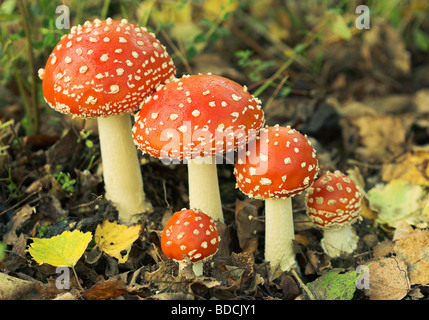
left=0, top=3, right=428, bottom=301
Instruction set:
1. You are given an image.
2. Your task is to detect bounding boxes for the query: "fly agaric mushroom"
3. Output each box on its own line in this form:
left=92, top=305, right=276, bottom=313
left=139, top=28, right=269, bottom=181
left=234, top=125, right=319, bottom=271
left=39, top=18, right=175, bottom=225
left=161, top=208, right=220, bottom=276
left=305, top=170, right=362, bottom=258
left=132, top=74, right=264, bottom=223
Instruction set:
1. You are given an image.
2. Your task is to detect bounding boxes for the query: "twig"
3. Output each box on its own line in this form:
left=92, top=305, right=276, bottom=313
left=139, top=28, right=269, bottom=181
left=264, top=74, right=289, bottom=111
left=291, top=268, right=316, bottom=300
left=0, top=192, right=41, bottom=216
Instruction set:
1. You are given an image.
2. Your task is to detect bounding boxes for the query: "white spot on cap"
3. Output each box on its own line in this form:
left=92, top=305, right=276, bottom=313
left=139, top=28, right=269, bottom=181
left=109, top=85, right=119, bottom=94
left=178, top=125, right=188, bottom=133
left=232, top=94, right=242, bottom=101
left=260, top=178, right=272, bottom=185
left=85, top=96, right=97, bottom=105
left=100, top=54, right=109, bottom=62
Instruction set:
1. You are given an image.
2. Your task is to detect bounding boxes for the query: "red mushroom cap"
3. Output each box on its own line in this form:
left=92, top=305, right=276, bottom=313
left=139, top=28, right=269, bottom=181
left=305, top=170, right=362, bottom=229
left=234, top=125, right=319, bottom=199
left=161, top=208, right=220, bottom=263
left=132, top=74, right=264, bottom=160
left=40, top=18, right=175, bottom=118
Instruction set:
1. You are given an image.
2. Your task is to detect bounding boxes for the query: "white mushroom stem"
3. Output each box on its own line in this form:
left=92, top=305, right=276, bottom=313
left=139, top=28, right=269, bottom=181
left=179, top=261, right=203, bottom=277
left=321, top=224, right=358, bottom=258
left=264, top=197, right=297, bottom=272
left=97, top=114, right=151, bottom=225
left=187, top=156, right=224, bottom=223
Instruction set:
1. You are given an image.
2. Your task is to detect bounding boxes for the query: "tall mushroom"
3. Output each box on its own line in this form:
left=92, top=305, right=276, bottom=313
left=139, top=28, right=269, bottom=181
left=161, top=208, right=220, bottom=276
left=39, top=18, right=176, bottom=225
left=234, top=125, right=319, bottom=271
left=305, top=170, right=362, bottom=258
left=132, top=74, right=265, bottom=223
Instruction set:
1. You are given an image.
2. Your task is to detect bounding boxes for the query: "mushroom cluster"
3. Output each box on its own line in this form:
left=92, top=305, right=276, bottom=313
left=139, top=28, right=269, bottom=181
left=132, top=74, right=265, bottom=223
left=161, top=208, right=220, bottom=276
left=305, top=170, right=362, bottom=258
left=234, top=125, right=319, bottom=271
left=39, top=18, right=176, bottom=225
left=39, top=16, right=360, bottom=278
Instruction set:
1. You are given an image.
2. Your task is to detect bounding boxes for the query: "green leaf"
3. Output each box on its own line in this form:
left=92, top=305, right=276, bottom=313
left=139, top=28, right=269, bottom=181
left=415, top=29, right=429, bottom=52
left=307, top=269, right=358, bottom=300
left=28, top=230, right=92, bottom=267
left=0, top=242, right=6, bottom=261
left=331, top=15, right=352, bottom=40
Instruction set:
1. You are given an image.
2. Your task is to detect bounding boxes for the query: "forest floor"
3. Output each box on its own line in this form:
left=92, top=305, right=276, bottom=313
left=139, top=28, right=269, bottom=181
left=0, top=1, right=428, bottom=301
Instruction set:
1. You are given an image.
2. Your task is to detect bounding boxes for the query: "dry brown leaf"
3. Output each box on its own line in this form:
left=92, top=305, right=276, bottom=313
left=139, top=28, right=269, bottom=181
left=2, top=204, right=34, bottom=245
left=82, top=279, right=129, bottom=300
left=304, top=250, right=331, bottom=276
left=234, top=199, right=263, bottom=251
left=0, top=273, right=38, bottom=300
left=381, top=151, right=429, bottom=186
left=346, top=116, right=406, bottom=162
left=143, top=261, right=177, bottom=292
left=364, top=257, right=410, bottom=300
left=362, top=20, right=411, bottom=80
left=231, top=251, right=254, bottom=279
left=393, top=227, right=429, bottom=285
left=372, top=239, right=395, bottom=259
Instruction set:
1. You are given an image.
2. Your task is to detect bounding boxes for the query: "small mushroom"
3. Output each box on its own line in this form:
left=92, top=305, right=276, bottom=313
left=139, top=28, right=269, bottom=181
left=132, top=74, right=265, bottom=223
left=39, top=18, right=176, bottom=225
left=305, top=170, right=362, bottom=258
left=234, top=125, right=319, bottom=271
left=161, top=208, right=220, bottom=276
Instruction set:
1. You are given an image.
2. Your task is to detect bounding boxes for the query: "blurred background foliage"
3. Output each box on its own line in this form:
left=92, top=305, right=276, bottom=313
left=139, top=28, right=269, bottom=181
left=0, top=0, right=428, bottom=136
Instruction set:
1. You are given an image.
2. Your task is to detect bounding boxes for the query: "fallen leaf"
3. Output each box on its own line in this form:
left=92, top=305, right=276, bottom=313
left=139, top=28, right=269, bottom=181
left=280, top=274, right=300, bottom=300
left=94, top=220, right=142, bottom=263
left=0, top=242, right=5, bottom=261
left=393, top=228, right=429, bottom=285
left=307, top=269, right=358, bottom=300
left=372, top=239, right=395, bottom=259
left=364, top=257, right=410, bottom=300
left=28, top=230, right=92, bottom=268
left=82, top=279, right=129, bottom=300
left=381, top=151, right=429, bottom=186
left=0, top=273, right=38, bottom=300
left=3, top=204, right=34, bottom=245
left=304, top=250, right=331, bottom=276
left=345, top=116, right=406, bottom=163
left=368, top=179, right=428, bottom=228
left=362, top=20, right=411, bottom=80
left=234, top=199, right=263, bottom=251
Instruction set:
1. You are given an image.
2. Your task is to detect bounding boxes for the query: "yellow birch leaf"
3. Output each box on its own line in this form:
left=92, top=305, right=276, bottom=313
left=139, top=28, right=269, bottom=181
left=28, top=230, right=92, bottom=267
left=94, top=220, right=142, bottom=263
